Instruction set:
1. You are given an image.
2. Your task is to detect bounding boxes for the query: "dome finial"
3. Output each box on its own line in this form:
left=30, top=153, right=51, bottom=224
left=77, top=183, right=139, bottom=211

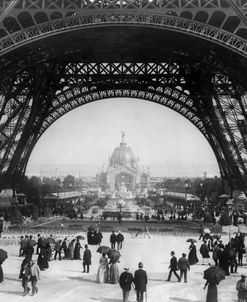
left=121, top=130, right=125, bottom=144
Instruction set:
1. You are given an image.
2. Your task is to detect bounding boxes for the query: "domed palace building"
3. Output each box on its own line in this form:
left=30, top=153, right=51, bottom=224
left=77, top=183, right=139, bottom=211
left=97, top=132, right=150, bottom=196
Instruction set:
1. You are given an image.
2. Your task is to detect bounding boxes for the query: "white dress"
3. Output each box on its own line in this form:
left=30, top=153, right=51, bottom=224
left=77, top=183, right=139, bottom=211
left=96, top=256, right=109, bottom=283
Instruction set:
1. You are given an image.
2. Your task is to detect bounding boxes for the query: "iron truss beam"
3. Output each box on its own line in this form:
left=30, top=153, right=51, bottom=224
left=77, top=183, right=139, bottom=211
left=0, top=13, right=246, bottom=58
left=0, top=61, right=247, bottom=194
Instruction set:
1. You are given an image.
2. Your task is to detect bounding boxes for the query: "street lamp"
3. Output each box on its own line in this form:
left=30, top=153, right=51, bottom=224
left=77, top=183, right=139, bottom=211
left=200, top=182, right=203, bottom=203
left=184, top=181, right=190, bottom=214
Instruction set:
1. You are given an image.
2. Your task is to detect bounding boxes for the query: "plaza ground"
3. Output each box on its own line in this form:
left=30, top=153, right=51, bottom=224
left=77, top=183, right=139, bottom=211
left=0, top=231, right=244, bottom=302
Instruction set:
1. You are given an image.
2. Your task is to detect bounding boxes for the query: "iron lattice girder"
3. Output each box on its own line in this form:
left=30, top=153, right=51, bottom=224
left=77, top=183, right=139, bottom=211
left=0, top=60, right=247, bottom=192
left=0, top=12, right=246, bottom=59
left=0, top=0, right=246, bottom=46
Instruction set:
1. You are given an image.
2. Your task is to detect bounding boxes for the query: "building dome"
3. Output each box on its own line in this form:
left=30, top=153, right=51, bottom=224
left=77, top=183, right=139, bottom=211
left=109, top=133, right=137, bottom=170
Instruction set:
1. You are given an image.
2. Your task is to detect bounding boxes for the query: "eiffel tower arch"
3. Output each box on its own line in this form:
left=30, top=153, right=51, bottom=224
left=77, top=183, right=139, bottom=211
left=1, top=0, right=247, bottom=194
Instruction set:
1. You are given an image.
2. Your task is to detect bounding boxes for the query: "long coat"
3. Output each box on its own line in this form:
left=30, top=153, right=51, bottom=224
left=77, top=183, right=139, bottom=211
left=200, top=243, right=210, bottom=258
left=83, top=249, right=92, bottom=265
left=188, top=244, right=199, bottom=265
left=110, top=233, right=117, bottom=243
left=169, top=256, right=178, bottom=270
left=134, top=269, right=147, bottom=292
left=119, top=271, right=134, bottom=291
left=178, top=256, right=190, bottom=270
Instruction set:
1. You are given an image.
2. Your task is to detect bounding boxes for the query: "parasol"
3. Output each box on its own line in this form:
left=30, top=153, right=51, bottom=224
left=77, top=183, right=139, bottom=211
left=0, top=248, right=8, bottom=262
left=96, top=246, right=111, bottom=254
left=204, top=228, right=211, bottom=234
left=204, top=266, right=225, bottom=285
left=107, top=249, right=121, bottom=261
left=76, top=235, right=85, bottom=240
left=186, top=238, right=197, bottom=243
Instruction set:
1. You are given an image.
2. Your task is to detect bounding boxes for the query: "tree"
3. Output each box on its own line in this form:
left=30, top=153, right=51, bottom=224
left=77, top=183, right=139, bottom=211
left=44, top=206, right=52, bottom=218
left=31, top=204, right=39, bottom=221
left=23, top=176, right=42, bottom=205
left=218, top=210, right=232, bottom=226
left=10, top=206, right=23, bottom=226
left=63, top=175, right=75, bottom=189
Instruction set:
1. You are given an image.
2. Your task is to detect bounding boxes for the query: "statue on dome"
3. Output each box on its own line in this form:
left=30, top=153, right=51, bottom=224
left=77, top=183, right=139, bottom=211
left=121, top=130, right=125, bottom=142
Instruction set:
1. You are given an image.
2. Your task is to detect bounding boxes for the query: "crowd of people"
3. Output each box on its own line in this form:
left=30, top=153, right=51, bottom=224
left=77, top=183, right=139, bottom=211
left=1, top=225, right=247, bottom=301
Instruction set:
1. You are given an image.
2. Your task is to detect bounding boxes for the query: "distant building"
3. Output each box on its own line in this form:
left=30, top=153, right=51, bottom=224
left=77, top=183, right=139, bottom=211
left=97, top=132, right=150, bottom=195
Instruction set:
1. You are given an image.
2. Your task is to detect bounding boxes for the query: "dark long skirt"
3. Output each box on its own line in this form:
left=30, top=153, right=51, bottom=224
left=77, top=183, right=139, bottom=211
left=74, top=246, right=81, bottom=260
left=0, top=264, right=3, bottom=282
left=206, top=283, right=218, bottom=302
left=188, top=246, right=199, bottom=265
left=37, top=253, right=49, bottom=270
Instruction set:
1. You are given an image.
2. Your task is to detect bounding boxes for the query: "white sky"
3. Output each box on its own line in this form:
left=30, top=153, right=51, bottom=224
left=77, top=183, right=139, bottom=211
left=26, top=98, right=220, bottom=178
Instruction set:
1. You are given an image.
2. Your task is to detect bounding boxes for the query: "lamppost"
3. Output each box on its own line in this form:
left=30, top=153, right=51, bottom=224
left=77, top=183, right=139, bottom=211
left=184, top=180, right=190, bottom=214
left=200, top=181, right=204, bottom=202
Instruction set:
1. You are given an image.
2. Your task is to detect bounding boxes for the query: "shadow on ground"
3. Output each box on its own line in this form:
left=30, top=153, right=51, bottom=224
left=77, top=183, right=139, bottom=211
left=67, top=276, right=96, bottom=283
left=90, top=298, right=122, bottom=302
left=170, top=298, right=203, bottom=302
left=0, top=290, right=22, bottom=296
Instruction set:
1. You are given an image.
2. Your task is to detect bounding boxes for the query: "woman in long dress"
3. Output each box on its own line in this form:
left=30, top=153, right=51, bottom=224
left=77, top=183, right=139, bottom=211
left=74, top=239, right=82, bottom=260
left=109, top=259, right=120, bottom=284
left=37, top=246, right=49, bottom=270
left=68, top=239, right=75, bottom=260
left=204, top=280, right=218, bottom=302
left=188, top=242, right=199, bottom=265
left=96, top=253, right=109, bottom=283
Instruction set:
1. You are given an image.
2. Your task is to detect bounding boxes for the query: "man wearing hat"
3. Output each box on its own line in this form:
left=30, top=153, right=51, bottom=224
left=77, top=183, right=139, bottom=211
left=119, top=267, right=134, bottom=302
left=166, top=251, right=180, bottom=282
left=236, top=275, right=247, bottom=301
left=134, top=262, right=148, bottom=302
left=178, top=253, right=190, bottom=283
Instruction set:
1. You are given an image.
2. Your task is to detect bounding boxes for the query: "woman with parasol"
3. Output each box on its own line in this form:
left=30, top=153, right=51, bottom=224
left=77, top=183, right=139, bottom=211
left=204, top=266, right=225, bottom=302
left=187, top=240, right=199, bottom=265
left=109, top=259, right=120, bottom=284
left=204, top=279, right=218, bottom=302
left=74, top=238, right=82, bottom=260
left=107, top=249, right=121, bottom=284
left=96, top=253, right=109, bottom=283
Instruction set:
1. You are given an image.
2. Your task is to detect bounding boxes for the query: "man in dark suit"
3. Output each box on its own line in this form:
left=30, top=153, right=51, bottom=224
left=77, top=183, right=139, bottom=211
left=83, top=245, right=92, bottom=273
left=119, top=267, right=134, bottom=302
left=178, top=253, right=190, bottom=283
left=134, top=262, right=147, bottom=302
left=110, top=231, right=117, bottom=249
left=166, top=251, right=180, bottom=282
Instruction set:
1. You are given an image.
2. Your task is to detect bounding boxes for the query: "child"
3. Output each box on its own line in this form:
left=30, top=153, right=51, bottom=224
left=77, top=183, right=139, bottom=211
left=19, top=259, right=31, bottom=296
left=30, top=260, right=40, bottom=296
